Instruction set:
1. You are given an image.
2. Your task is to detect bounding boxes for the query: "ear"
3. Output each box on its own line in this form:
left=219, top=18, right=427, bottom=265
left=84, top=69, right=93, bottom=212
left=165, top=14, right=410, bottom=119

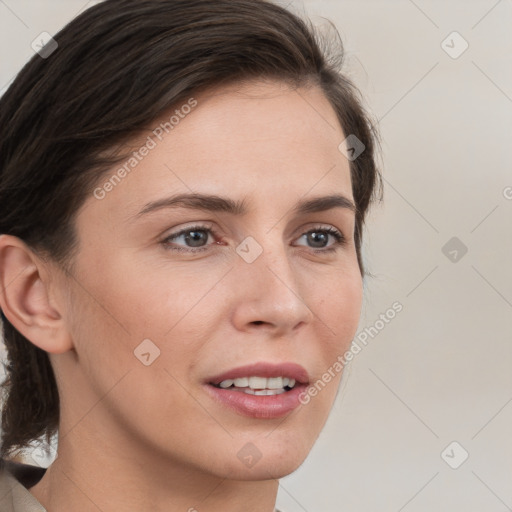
left=0, top=234, right=73, bottom=354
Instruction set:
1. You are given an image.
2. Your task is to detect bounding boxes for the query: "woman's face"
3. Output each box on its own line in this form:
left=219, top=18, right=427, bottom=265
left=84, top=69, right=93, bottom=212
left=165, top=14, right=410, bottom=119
left=53, top=79, right=363, bottom=480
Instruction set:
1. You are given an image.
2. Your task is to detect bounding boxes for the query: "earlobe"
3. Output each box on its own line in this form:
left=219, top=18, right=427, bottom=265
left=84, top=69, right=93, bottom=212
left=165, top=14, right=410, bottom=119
left=0, top=234, right=73, bottom=354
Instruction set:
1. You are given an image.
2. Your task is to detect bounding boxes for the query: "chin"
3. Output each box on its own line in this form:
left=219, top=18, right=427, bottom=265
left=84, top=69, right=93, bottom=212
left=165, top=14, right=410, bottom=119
left=225, top=453, right=310, bottom=481
left=218, top=430, right=318, bottom=481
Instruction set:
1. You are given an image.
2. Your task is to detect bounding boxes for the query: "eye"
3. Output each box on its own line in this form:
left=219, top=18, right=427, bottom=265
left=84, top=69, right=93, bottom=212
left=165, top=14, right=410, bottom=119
left=294, top=226, right=346, bottom=253
left=160, top=224, right=346, bottom=253
left=161, top=224, right=216, bottom=253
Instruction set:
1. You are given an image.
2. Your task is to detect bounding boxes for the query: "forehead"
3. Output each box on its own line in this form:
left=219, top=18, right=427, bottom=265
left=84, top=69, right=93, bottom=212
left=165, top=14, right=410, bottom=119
left=82, top=79, right=353, bottom=223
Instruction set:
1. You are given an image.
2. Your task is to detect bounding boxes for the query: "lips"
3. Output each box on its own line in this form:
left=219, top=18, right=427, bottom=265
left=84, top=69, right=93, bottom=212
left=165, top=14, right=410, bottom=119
left=204, top=362, right=310, bottom=419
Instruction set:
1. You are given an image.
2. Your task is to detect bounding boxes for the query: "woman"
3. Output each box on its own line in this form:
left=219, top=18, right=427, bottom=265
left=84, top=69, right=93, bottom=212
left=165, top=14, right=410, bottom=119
left=0, top=0, right=381, bottom=510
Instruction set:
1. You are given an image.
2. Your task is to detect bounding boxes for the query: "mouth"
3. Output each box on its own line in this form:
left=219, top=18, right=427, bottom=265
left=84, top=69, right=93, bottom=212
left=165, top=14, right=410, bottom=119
left=204, top=362, right=310, bottom=419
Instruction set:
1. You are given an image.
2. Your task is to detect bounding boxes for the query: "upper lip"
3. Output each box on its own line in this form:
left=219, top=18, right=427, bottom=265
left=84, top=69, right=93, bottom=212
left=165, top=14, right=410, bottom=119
left=207, top=362, right=310, bottom=386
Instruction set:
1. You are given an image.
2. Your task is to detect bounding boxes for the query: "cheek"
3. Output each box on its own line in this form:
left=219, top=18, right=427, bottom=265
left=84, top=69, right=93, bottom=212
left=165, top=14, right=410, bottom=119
left=75, top=246, right=218, bottom=341
left=65, top=255, right=223, bottom=415
left=62, top=274, right=204, bottom=433
left=316, top=266, right=363, bottom=350
left=307, top=267, right=362, bottom=407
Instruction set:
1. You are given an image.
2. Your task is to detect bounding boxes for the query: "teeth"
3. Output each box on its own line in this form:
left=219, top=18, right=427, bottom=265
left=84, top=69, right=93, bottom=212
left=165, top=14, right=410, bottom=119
left=217, top=376, right=297, bottom=390
left=248, top=376, right=267, bottom=389
left=242, top=388, right=286, bottom=395
left=266, top=377, right=283, bottom=389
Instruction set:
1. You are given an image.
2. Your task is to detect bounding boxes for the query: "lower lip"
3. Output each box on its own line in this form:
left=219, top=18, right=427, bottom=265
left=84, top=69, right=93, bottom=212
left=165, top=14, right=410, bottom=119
left=204, top=383, right=307, bottom=419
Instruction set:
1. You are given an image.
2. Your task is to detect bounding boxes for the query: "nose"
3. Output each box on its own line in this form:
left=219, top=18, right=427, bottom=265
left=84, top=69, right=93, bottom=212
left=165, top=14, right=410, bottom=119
left=230, top=237, right=315, bottom=336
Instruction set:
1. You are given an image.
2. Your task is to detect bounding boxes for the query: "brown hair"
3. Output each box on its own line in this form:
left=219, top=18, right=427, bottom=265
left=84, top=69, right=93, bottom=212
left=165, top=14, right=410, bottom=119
left=0, top=0, right=381, bottom=460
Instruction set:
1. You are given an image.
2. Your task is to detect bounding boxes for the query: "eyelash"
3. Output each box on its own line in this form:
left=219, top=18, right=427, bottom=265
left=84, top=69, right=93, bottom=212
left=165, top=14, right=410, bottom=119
left=161, top=224, right=346, bottom=254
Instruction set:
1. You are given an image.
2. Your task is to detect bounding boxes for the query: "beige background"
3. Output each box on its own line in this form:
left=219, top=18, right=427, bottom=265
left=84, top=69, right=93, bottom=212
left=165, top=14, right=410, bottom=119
left=1, top=1, right=511, bottom=510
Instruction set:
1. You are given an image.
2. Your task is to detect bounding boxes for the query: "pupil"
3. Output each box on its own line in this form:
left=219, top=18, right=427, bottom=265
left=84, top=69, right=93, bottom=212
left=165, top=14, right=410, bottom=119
left=186, top=230, right=206, bottom=247
left=309, top=231, right=327, bottom=248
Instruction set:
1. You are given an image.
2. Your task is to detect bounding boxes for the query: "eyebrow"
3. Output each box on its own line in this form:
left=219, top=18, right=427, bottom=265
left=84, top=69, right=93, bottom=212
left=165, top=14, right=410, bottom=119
left=132, top=192, right=356, bottom=220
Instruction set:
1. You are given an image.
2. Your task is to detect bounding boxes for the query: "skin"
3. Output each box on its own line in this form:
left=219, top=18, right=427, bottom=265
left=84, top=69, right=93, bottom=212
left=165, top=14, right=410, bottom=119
left=0, top=79, right=363, bottom=512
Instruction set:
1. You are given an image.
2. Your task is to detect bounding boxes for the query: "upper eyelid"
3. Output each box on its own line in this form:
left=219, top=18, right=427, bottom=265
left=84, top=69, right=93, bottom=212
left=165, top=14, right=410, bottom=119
left=164, top=222, right=344, bottom=236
